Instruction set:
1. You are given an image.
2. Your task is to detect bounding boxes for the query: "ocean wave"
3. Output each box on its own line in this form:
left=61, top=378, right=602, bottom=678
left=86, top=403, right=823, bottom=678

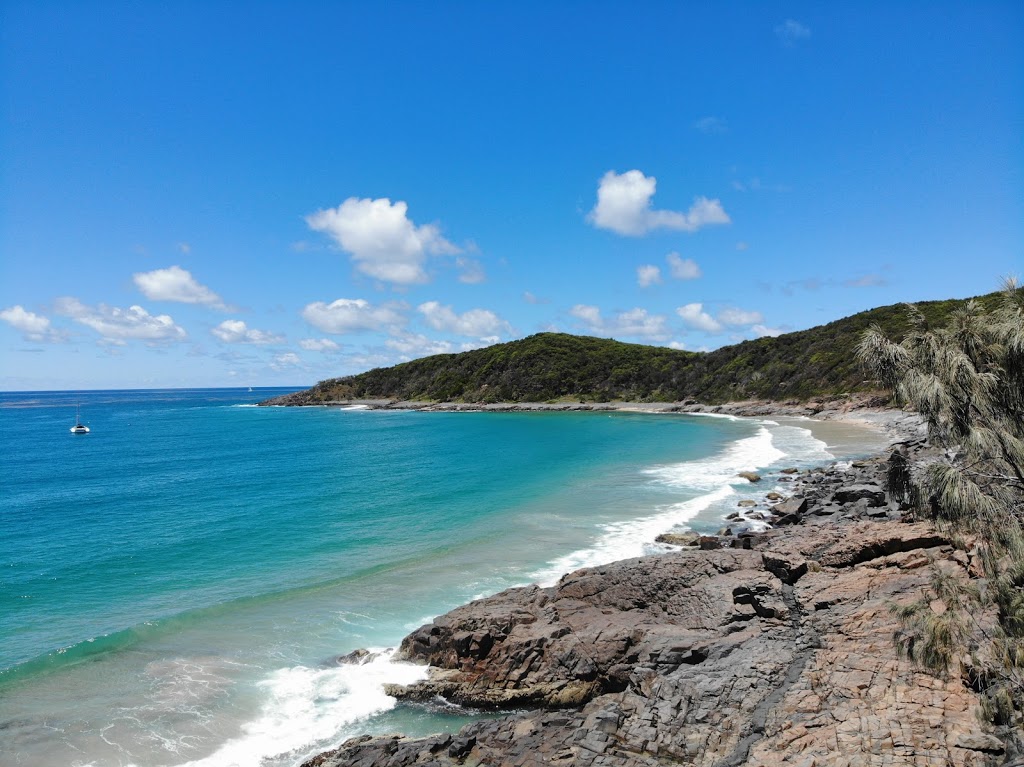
left=642, top=424, right=785, bottom=492
left=683, top=411, right=741, bottom=421
left=175, top=649, right=427, bottom=767
left=530, top=421, right=832, bottom=587
left=530, top=485, right=734, bottom=586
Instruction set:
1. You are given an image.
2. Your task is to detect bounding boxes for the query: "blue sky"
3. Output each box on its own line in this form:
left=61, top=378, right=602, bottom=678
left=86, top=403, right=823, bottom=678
left=1, top=1, right=1021, bottom=390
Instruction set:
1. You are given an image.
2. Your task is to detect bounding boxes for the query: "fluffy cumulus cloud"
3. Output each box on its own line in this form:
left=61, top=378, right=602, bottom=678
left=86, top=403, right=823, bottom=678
left=55, top=297, right=186, bottom=344
left=211, top=320, right=284, bottom=345
left=301, top=298, right=406, bottom=335
left=666, top=252, right=701, bottom=280
left=718, top=307, right=764, bottom=326
left=385, top=332, right=454, bottom=358
left=271, top=352, right=303, bottom=372
left=676, top=303, right=723, bottom=333
left=569, top=304, right=602, bottom=327
left=299, top=338, right=341, bottom=352
left=637, top=265, right=662, bottom=288
left=306, top=197, right=461, bottom=285
left=0, top=305, right=65, bottom=342
left=133, top=265, right=227, bottom=309
left=417, top=301, right=511, bottom=339
left=752, top=324, right=784, bottom=338
left=588, top=170, right=730, bottom=237
left=570, top=304, right=670, bottom=341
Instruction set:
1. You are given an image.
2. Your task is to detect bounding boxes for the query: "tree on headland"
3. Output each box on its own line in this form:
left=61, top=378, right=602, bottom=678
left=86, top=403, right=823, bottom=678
left=857, top=278, right=1024, bottom=737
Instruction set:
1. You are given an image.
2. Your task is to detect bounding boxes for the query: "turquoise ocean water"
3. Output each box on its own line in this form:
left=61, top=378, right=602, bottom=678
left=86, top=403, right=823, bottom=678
left=0, top=389, right=888, bottom=767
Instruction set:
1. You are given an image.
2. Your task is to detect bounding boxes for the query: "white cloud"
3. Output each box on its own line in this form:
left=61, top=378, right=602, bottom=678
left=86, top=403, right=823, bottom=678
left=305, top=197, right=460, bottom=285
left=637, top=265, right=662, bottom=287
left=694, top=116, right=727, bottom=134
left=456, top=257, right=486, bottom=284
left=676, top=303, right=723, bottom=333
left=385, top=332, right=454, bottom=358
left=571, top=304, right=670, bottom=341
left=776, top=19, right=811, bottom=46
left=588, top=170, right=730, bottom=237
left=752, top=324, right=784, bottom=338
left=177, top=242, right=191, bottom=254
left=718, top=307, right=764, bottom=326
left=211, top=320, right=284, bottom=345
left=133, top=265, right=227, bottom=309
left=463, top=336, right=499, bottom=350
left=301, top=298, right=406, bottom=335
left=523, top=291, right=549, bottom=305
left=666, top=252, right=701, bottom=280
left=299, top=338, right=341, bottom=352
left=55, top=297, right=187, bottom=343
left=736, top=241, right=749, bottom=251
left=613, top=308, right=670, bottom=339
left=569, top=304, right=602, bottom=326
left=271, top=352, right=303, bottom=371
left=417, top=301, right=511, bottom=338
left=0, top=305, right=66, bottom=342
left=668, top=341, right=687, bottom=350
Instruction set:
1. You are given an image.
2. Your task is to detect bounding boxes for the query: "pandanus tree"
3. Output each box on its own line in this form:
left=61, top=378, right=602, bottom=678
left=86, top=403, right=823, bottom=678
left=857, top=279, right=1024, bottom=735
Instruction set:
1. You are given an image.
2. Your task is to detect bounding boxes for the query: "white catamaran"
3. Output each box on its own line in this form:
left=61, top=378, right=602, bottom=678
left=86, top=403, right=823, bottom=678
left=70, top=403, right=90, bottom=434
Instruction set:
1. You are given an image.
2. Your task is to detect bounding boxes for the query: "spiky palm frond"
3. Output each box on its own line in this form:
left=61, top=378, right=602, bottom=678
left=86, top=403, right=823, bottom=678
left=864, top=280, right=1024, bottom=732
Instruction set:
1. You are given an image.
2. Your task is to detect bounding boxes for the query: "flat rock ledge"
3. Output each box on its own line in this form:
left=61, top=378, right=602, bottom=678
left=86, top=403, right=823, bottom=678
left=303, top=516, right=1012, bottom=767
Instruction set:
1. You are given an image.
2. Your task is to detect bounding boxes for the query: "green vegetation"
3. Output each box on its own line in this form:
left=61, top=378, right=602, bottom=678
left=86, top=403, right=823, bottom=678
left=275, top=291, right=1005, bottom=405
left=858, top=281, right=1023, bottom=736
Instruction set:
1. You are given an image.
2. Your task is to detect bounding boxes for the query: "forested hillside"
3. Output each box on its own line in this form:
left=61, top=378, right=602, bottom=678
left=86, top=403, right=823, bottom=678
left=267, top=292, right=1003, bottom=405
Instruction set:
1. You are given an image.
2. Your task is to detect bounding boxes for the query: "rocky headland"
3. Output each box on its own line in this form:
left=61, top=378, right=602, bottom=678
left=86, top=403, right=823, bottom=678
left=301, top=410, right=1019, bottom=767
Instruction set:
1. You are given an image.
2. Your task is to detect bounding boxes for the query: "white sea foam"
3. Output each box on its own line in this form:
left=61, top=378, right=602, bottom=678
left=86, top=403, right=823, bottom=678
left=683, top=411, right=742, bottom=421
left=530, top=421, right=833, bottom=587
left=175, top=649, right=428, bottom=767
left=530, top=485, right=734, bottom=586
left=337, top=404, right=370, bottom=411
left=643, top=424, right=785, bottom=492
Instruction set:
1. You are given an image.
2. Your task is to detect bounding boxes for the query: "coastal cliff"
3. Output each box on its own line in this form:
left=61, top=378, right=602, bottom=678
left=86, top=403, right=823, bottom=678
left=303, top=442, right=1019, bottom=767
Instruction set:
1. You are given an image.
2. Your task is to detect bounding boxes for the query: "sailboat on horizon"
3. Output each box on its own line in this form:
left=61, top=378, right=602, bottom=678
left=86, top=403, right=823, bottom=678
left=70, top=403, right=90, bottom=434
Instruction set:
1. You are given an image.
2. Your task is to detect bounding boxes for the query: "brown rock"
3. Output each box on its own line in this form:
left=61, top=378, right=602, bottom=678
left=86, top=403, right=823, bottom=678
left=656, top=531, right=700, bottom=547
left=308, top=521, right=1000, bottom=767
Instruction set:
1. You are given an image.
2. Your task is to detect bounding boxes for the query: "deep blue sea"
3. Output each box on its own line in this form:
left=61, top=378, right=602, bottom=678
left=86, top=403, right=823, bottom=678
left=0, top=389, right=888, bottom=767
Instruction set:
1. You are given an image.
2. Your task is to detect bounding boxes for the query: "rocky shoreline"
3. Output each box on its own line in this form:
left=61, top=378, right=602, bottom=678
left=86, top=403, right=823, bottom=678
left=262, top=393, right=925, bottom=441
left=298, top=406, right=1016, bottom=767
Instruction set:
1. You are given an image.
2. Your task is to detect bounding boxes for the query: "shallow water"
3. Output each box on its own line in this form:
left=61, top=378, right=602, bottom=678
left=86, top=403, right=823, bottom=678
left=0, top=389, right=889, bottom=767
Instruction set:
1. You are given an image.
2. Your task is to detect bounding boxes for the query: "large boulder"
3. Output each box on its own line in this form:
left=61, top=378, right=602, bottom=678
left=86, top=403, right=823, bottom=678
left=831, top=483, right=886, bottom=506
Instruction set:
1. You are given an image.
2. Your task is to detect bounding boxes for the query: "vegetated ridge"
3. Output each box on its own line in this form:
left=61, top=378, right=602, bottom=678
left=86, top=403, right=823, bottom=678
left=267, top=292, right=1002, bottom=406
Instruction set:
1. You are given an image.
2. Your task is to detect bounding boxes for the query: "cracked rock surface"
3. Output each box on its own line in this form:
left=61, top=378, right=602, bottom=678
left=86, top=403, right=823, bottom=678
left=303, top=516, right=1005, bottom=767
